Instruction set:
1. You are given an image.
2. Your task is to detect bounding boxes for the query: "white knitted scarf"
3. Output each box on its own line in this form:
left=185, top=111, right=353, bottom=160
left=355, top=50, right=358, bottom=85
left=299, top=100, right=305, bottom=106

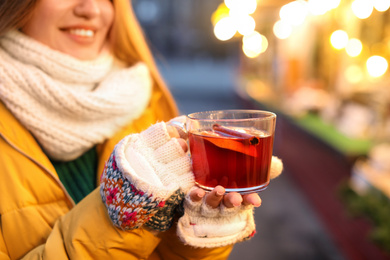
left=0, top=30, right=152, bottom=161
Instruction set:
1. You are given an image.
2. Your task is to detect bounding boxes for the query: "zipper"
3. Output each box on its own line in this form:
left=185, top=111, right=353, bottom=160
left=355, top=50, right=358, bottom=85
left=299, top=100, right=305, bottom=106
left=0, top=132, right=75, bottom=208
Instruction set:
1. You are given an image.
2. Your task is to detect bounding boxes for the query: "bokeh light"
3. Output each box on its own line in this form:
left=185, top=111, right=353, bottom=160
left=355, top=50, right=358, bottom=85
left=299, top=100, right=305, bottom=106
left=352, top=0, right=374, bottom=19
left=373, top=0, right=390, bottom=12
left=273, top=20, right=292, bottom=39
left=307, top=0, right=331, bottom=15
left=242, top=31, right=268, bottom=58
left=232, top=14, right=256, bottom=36
left=279, top=1, right=308, bottom=26
left=211, top=3, right=230, bottom=26
left=366, top=55, right=388, bottom=77
left=329, top=0, right=342, bottom=9
left=330, top=30, right=349, bottom=50
left=225, top=0, right=257, bottom=15
left=214, top=17, right=237, bottom=41
left=345, top=65, right=364, bottom=84
left=345, top=38, right=363, bottom=57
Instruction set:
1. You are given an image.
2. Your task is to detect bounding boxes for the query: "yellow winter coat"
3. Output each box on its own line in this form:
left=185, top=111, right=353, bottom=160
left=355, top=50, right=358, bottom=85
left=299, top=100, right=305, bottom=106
left=0, top=85, right=232, bottom=259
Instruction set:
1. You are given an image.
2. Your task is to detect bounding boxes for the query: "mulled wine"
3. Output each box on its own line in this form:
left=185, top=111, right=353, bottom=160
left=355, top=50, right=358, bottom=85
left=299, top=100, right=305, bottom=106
left=189, top=125, right=274, bottom=193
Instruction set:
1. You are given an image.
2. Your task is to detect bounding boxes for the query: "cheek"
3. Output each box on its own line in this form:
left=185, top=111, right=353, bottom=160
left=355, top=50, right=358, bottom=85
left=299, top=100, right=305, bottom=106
left=101, top=2, right=115, bottom=28
left=22, top=9, right=57, bottom=42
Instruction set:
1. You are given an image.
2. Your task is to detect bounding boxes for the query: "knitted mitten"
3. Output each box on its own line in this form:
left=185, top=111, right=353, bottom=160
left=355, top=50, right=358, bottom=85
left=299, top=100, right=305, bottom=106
left=100, top=122, right=194, bottom=231
left=177, top=190, right=256, bottom=248
left=177, top=156, right=283, bottom=248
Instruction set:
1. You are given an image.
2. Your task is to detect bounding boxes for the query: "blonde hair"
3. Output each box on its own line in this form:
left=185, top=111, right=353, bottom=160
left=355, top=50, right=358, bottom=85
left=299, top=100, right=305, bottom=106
left=111, top=0, right=178, bottom=117
left=0, top=0, right=178, bottom=117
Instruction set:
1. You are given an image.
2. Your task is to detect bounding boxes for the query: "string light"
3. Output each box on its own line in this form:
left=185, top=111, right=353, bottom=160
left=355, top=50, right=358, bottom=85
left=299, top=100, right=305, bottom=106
left=211, top=0, right=390, bottom=67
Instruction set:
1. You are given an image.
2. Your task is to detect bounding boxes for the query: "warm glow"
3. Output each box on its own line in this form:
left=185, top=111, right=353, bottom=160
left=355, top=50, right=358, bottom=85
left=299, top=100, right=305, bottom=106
left=345, top=65, right=364, bottom=84
left=231, top=14, right=256, bottom=36
left=273, top=20, right=292, bottom=39
left=259, top=34, right=269, bottom=53
left=242, top=31, right=262, bottom=58
left=329, top=0, right=342, bottom=9
left=366, top=56, right=388, bottom=77
left=373, top=0, right=390, bottom=12
left=211, top=3, right=230, bottom=26
left=352, top=0, right=374, bottom=19
left=345, top=38, right=363, bottom=57
left=279, top=1, right=308, bottom=26
left=307, top=0, right=334, bottom=15
left=225, top=0, right=257, bottom=15
left=214, top=17, right=237, bottom=41
left=242, top=31, right=268, bottom=58
left=330, top=30, right=349, bottom=50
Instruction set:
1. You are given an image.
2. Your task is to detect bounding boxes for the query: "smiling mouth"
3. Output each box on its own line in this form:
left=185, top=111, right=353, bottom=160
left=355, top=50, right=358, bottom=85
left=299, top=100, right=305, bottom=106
left=68, top=28, right=95, bottom=38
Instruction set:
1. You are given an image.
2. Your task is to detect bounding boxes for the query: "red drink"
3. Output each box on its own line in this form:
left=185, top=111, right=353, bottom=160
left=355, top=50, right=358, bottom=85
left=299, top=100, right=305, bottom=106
left=189, top=126, right=274, bottom=192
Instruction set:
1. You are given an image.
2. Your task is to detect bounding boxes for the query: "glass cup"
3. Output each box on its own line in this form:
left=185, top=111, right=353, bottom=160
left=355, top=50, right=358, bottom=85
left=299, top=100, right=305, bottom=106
left=184, top=109, right=276, bottom=194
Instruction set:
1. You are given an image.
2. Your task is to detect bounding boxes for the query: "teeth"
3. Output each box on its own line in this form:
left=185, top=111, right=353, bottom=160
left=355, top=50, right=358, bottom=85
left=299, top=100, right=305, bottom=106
left=69, top=29, right=94, bottom=37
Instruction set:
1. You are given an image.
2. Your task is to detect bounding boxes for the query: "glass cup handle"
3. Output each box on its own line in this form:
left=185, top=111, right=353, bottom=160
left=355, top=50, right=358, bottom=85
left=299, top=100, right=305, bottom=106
left=167, top=117, right=188, bottom=139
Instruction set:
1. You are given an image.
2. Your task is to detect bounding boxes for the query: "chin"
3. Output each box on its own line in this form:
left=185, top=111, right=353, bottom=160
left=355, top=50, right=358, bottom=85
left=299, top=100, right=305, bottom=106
left=65, top=50, right=100, bottom=61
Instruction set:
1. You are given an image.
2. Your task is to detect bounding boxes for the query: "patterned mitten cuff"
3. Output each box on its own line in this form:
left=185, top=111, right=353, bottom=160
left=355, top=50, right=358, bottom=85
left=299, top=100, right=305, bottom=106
left=177, top=189, right=256, bottom=248
left=100, top=122, right=194, bottom=231
left=144, top=189, right=185, bottom=231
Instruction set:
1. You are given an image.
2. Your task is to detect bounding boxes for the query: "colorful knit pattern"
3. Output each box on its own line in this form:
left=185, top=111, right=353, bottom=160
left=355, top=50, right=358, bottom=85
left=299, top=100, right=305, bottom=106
left=145, top=188, right=185, bottom=231
left=100, top=152, right=165, bottom=230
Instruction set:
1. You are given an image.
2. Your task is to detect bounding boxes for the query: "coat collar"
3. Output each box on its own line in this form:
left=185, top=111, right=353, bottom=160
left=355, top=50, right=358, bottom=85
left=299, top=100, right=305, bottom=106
left=0, top=101, right=75, bottom=207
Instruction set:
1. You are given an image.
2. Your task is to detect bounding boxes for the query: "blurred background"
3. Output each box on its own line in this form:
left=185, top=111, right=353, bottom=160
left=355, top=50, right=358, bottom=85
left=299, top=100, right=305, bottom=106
left=132, top=0, right=390, bottom=259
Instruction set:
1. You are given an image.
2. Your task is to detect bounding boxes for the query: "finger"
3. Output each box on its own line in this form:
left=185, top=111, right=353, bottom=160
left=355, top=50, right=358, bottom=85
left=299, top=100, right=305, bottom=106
left=243, top=193, right=262, bottom=207
left=204, top=185, right=225, bottom=208
left=189, top=188, right=206, bottom=202
left=223, top=192, right=243, bottom=208
left=176, top=138, right=188, bottom=153
left=166, top=126, right=188, bottom=152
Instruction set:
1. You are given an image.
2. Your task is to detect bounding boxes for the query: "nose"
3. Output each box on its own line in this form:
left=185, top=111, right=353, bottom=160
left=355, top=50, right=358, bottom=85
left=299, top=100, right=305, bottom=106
left=74, top=0, right=100, bottom=19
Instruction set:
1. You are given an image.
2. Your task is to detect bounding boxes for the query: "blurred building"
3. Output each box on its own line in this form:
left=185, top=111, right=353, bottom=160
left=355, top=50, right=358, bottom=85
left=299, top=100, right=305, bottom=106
left=133, top=0, right=240, bottom=59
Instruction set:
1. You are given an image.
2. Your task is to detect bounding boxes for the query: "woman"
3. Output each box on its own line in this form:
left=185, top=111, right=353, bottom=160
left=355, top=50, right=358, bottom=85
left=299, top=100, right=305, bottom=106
left=0, top=0, right=282, bottom=259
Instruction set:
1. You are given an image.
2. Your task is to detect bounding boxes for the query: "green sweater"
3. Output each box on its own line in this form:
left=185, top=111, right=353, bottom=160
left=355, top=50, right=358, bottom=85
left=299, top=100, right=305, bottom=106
left=51, top=147, right=98, bottom=204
